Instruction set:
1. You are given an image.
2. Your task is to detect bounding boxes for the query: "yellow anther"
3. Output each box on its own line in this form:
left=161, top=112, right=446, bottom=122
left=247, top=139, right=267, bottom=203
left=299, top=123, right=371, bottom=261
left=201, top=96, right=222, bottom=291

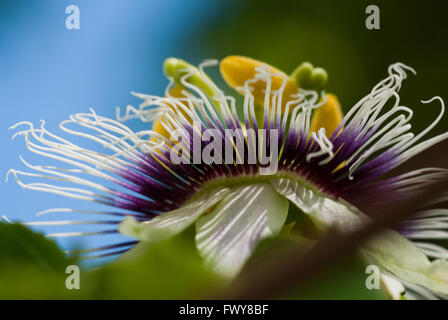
left=310, top=93, right=343, bottom=138
left=152, top=85, right=187, bottom=140
left=220, top=56, right=299, bottom=112
left=153, top=57, right=221, bottom=145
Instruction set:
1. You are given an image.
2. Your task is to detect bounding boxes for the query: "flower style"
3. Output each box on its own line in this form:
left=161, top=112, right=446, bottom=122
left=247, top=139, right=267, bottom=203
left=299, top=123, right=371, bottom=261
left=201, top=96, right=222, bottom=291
left=7, top=56, right=448, bottom=299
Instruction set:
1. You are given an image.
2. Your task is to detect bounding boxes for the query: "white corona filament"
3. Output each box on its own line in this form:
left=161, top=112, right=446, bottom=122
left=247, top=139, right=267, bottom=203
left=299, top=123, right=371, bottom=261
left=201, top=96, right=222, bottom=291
left=338, top=63, right=446, bottom=179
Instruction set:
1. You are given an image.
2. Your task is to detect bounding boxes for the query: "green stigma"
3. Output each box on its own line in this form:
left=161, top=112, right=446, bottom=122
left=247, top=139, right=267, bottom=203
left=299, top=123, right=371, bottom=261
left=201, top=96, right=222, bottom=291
left=291, top=61, right=328, bottom=91
left=163, top=57, right=218, bottom=104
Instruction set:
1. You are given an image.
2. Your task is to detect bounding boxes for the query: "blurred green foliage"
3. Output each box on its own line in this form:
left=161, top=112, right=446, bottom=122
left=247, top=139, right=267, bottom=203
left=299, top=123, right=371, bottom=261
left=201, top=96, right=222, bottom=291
left=244, top=208, right=389, bottom=300
left=0, top=222, right=73, bottom=299
left=0, top=223, right=223, bottom=299
left=0, top=222, right=68, bottom=269
left=82, top=230, right=224, bottom=299
left=0, top=222, right=389, bottom=299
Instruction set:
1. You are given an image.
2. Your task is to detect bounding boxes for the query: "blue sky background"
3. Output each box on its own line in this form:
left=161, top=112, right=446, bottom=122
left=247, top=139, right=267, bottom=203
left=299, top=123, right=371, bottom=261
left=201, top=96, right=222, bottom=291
left=0, top=0, right=224, bottom=263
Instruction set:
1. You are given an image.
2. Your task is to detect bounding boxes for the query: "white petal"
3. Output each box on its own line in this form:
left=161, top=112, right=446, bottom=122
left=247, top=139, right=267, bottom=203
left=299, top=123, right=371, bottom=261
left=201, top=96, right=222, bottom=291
left=364, top=231, right=448, bottom=294
left=380, top=273, right=406, bottom=300
left=271, top=178, right=448, bottom=294
left=270, top=178, right=364, bottom=231
left=119, top=187, right=230, bottom=242
left=195, top=183, right=289, bottom=278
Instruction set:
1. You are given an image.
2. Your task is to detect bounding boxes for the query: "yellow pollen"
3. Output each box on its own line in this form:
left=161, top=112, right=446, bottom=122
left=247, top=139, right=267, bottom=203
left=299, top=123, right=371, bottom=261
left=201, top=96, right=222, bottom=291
left=220, top=55, right=299, bottom=112
left=310, top=93, right=343, bottom=138
left=152, top=85, right=188, bottom=140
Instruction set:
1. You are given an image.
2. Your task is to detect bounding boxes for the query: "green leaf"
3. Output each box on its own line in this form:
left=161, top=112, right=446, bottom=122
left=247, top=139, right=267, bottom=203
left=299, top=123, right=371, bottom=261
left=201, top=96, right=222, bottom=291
left=83, top=231, right=223, bottom=299
left=0, top=222, right=222, bottom=299
left=0, top=222, right=68, bottom=271
left=246, top=234, right=389, bottom=300
left=286, top=253, right=390, bottom=300
left=0, top=222, right=75, bottom=299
